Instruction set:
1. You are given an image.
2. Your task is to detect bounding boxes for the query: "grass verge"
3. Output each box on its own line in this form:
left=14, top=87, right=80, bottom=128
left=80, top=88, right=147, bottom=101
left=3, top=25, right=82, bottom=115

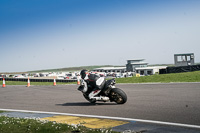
left=0, top=116, right=117, bottom=133
left=115, top=71, right=200, bottom=83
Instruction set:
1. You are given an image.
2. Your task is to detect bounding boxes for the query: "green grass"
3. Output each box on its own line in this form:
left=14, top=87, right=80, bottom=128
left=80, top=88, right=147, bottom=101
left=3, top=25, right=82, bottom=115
left=115, top=71, right=200, bottom=83
left=0, top=116, right=117, bottom=133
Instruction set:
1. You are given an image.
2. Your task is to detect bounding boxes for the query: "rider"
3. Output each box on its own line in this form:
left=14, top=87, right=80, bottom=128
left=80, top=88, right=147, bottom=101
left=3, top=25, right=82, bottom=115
left=79, top=69, right=105, bottom=100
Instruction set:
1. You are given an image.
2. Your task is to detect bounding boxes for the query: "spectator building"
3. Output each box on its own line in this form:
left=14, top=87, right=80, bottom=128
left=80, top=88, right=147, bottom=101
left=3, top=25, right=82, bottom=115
left=126, top=59, right=148, bottom=72
left=174, top=53, right=194, bottom=66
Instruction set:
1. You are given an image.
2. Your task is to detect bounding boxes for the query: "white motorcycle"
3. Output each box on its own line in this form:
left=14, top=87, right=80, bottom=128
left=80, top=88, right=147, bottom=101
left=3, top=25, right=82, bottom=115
left=78, top=78, right=127, bottom=104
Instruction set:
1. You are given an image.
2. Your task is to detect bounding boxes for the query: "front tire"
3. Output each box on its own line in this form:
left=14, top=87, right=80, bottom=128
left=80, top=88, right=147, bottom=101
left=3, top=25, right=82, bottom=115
left=110, top=88, right=127, bottom=104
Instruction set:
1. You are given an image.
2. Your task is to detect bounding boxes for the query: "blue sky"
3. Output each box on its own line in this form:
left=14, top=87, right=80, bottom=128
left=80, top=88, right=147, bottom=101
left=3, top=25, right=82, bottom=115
left=1, top=0, right=200, bottom=72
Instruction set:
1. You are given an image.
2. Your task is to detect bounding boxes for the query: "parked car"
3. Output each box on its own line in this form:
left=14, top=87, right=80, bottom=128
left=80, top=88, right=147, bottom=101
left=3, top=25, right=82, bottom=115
left=57, top=76, right=66, bottom=79
left=13, top=75, right=25, bottom=78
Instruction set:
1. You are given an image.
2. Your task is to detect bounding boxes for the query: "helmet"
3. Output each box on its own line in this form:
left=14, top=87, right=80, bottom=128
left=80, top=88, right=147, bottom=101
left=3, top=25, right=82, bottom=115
left=80, top=69, right=88, bottom=79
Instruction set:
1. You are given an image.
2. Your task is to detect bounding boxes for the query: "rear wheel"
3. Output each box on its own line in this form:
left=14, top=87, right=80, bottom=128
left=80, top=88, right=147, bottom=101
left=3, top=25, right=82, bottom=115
left=110, top=88, right=127, bottom=104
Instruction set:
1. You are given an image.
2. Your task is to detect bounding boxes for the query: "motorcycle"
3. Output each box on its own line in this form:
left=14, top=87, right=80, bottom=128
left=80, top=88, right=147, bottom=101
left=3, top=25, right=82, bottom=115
left=78, top=78, right=127, bottom=104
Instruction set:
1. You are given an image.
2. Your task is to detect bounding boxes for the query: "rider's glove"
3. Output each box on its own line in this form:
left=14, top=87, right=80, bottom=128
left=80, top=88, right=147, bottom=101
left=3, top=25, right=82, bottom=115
left=78, top=86, right=84, bottom=91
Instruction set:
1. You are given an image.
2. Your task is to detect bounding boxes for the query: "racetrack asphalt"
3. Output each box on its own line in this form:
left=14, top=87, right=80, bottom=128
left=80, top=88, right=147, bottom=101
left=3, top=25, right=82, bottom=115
left=0, top=83, right=200, bottom=132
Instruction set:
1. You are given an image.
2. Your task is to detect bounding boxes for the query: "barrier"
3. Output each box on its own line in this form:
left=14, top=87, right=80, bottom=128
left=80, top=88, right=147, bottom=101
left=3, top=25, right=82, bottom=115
left=159, top=64, right=200, bottom=74
left=2, top=78, right=6, bottom=87
left=77, top=76, right=80, bottom=85
left=53, top=78, right=56, bottom=86
left=0, top=78, right=77, bottom=83
left=27, top=78, right=30, bottom=87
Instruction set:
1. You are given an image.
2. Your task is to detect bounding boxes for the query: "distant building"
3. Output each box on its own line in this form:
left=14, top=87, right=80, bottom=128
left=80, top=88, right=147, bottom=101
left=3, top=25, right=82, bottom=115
left=126, top=59, right=148, bottom=72
left=136, top=66, right=167, bottom=76
left=174, top=53, right=194, bottom=66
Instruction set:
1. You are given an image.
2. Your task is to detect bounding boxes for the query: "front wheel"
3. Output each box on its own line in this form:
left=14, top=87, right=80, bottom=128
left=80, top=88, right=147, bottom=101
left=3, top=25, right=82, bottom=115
left=110, top=88, right=127, bottom=104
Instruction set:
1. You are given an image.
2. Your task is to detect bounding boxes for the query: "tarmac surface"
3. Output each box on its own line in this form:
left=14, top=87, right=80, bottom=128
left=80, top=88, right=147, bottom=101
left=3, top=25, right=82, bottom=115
left=1, top=110, right=200, bottom=133
left=0, top=83, right=200, bottom=132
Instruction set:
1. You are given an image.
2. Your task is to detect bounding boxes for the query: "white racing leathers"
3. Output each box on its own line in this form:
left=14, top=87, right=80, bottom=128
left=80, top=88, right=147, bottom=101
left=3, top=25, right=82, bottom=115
left=80, top=79, right=88, bottom=93
left=87, top=73, right=105, bottom=100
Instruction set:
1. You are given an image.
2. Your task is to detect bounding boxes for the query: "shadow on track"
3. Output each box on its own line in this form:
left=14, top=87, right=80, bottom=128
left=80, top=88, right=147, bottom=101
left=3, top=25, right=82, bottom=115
left=56, top=102, right=117, bottom=106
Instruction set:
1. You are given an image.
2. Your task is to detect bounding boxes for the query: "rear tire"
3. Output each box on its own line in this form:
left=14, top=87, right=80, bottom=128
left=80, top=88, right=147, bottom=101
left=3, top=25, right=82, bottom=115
left=110, top=88, right=127, bottom=104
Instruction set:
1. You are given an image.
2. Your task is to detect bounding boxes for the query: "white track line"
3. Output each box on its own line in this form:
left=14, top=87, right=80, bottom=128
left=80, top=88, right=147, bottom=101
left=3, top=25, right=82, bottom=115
left=0, top=108, right=200, bottom=129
